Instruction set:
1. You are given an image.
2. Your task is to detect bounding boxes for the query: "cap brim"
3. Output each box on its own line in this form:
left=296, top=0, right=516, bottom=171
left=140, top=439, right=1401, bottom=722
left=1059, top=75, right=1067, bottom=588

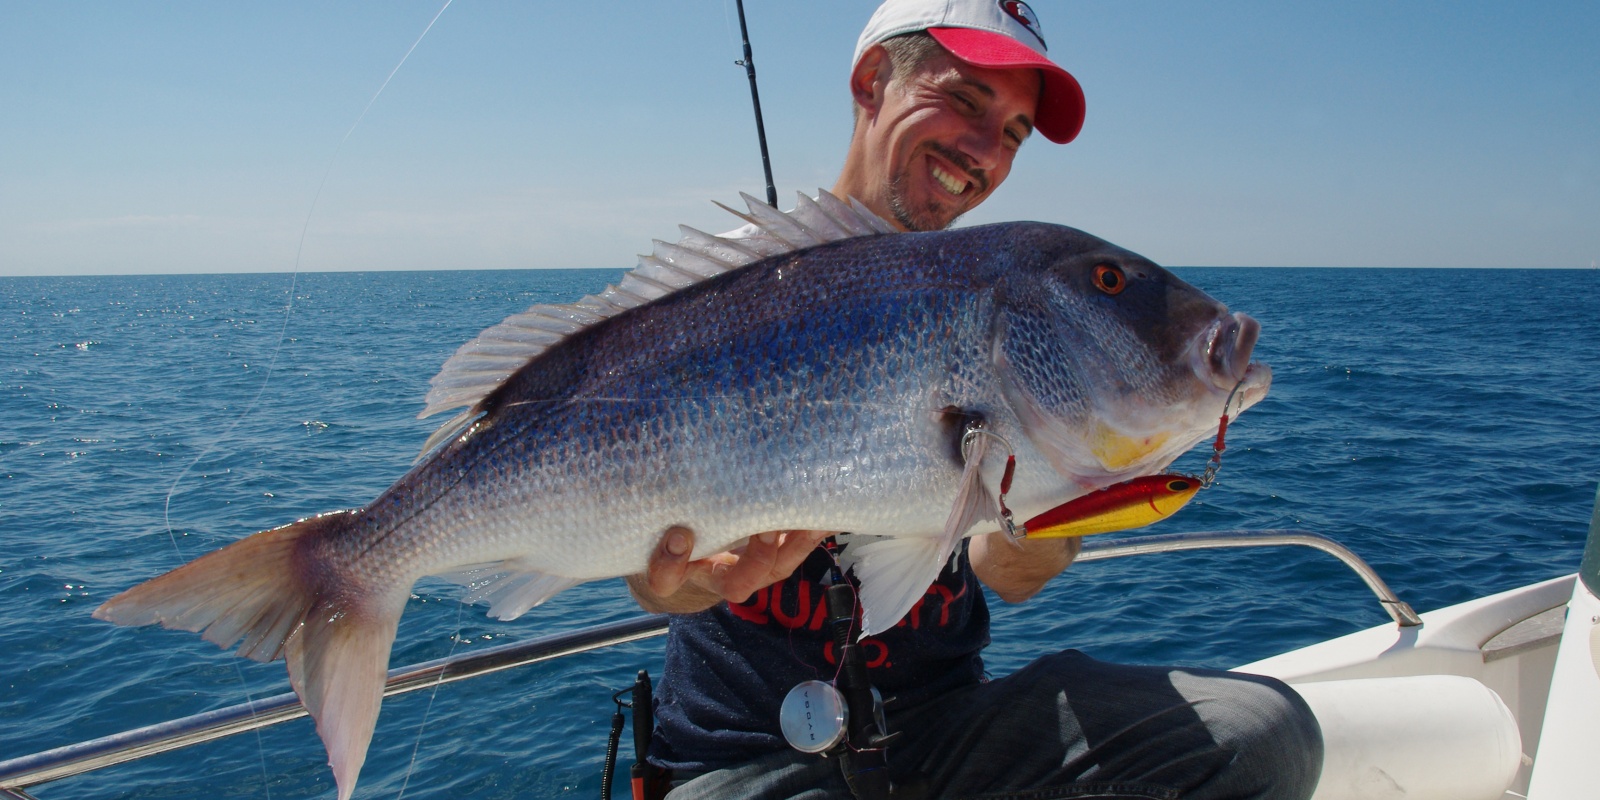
left=928, top=27, right=1085, bottom=144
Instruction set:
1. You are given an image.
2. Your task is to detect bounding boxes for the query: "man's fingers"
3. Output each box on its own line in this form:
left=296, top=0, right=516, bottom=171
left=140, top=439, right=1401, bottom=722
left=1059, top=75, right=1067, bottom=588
left=649, top=528, right=836, bottom=606
left=703, top=532, right=782, bottom=603
left=645, top=526, right=695, bottom=598
left=700, top=530, right=833, bottom=604
left=772, top=530, right=832, bottom=576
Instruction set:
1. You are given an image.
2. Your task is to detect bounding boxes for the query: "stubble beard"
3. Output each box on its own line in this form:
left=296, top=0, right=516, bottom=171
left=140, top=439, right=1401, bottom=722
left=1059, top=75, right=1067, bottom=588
left=886, top=173, right=961, bottom=232
left=885, top=143, right=987, bottom=232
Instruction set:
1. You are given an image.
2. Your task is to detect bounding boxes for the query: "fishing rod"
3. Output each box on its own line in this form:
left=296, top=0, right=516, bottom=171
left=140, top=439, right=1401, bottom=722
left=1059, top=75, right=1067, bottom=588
left=733, top=0, right=778, bottom=207
left=595, top=8, right=778, bottom=796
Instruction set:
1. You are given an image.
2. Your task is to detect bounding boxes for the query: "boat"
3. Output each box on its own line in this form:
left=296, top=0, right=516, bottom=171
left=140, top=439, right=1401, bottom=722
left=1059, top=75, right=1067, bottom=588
left=4, top=484, right=1595, bottom=800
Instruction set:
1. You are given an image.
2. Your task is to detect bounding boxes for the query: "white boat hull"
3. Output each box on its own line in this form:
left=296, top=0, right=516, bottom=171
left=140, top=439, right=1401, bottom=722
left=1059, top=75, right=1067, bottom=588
left=1239, top=571, right=1593, bottom=799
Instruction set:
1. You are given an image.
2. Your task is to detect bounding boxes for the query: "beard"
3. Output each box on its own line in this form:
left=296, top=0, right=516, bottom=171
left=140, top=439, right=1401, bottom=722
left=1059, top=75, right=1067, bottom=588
left=885, top=142, right=989, bottom=232
left=886, top=177, right=960, bottom=232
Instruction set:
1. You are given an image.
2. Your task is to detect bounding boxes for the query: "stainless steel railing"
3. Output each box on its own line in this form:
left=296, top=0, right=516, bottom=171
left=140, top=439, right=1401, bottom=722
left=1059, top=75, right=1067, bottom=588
left=0, top=615, right=669, bottom=792
left=0, top=528, right=1417, bottom=793
left=1074, top=529, right=1423, bottom=627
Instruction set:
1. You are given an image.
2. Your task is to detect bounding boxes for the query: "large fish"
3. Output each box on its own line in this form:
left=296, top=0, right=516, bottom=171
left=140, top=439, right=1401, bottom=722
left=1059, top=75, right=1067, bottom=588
left=95, top=192, right=1269, bottom=799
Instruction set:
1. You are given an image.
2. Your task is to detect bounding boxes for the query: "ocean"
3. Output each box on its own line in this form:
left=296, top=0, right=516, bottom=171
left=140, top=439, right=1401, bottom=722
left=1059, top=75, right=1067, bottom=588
left=3, top=266, right=1598, bottom=799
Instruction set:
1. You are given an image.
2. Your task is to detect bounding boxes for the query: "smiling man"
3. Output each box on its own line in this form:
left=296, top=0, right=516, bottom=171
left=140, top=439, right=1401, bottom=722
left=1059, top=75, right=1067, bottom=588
left=630, top=2, right=1324, bottom=799
left=833, top=0, right=1083, bottom=232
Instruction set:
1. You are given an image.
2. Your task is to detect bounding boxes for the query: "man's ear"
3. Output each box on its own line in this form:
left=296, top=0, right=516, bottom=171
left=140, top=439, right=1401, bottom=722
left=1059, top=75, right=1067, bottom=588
left=849, top=45, right=891, bottom=118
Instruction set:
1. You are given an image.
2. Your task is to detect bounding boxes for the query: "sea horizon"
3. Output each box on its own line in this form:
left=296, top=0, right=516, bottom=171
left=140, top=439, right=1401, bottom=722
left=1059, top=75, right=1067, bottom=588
left=6, top=263, right=1599, bottom=280
left=4, top=266, right=1597, bottom=798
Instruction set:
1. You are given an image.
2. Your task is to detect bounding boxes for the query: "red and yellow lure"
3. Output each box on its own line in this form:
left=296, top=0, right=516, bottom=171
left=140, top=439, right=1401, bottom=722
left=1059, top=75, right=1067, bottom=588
left=979, top=381, right=1245, bottom=541
left=1021, top=474, right=1202, bottom=539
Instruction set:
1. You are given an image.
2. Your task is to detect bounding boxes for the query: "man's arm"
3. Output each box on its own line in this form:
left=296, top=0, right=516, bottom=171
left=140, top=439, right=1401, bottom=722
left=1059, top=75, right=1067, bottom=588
left=969, top=530, right=1080, bottom=602
left=626, top=527, right=834, bottom=614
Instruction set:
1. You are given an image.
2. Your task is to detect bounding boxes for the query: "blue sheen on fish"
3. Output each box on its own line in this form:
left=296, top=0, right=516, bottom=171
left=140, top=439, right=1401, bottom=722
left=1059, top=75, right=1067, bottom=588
left=93, top=193, right=1269, bottom=800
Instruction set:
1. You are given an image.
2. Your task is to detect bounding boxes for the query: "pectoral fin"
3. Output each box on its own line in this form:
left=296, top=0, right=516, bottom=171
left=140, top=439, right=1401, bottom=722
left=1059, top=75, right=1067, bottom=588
left=849, top=433, right=995, bottom=636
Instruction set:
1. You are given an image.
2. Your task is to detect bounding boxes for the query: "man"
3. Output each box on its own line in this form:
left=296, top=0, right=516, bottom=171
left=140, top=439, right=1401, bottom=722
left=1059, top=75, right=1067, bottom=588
left=627, top=2, right=1324, bottom=798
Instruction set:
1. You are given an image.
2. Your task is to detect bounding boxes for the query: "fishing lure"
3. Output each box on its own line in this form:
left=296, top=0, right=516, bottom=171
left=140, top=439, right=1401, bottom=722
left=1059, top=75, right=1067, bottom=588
left=1020, top=473, right=1204, bottom=539
left=973, top=380, right=1244, bottom=541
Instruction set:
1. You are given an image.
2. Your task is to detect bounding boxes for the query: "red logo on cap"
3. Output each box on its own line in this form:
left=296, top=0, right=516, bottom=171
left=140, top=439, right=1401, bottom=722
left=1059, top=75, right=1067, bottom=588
left=1000, top=1, right=1046, bottom=49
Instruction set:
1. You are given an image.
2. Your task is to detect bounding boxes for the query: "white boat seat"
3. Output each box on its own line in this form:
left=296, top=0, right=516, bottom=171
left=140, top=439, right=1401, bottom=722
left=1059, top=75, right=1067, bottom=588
left=1295, top=674, right=1521, bottom=800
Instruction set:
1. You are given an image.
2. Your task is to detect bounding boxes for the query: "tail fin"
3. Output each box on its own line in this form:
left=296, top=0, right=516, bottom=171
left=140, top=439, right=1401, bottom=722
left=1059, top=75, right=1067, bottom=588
left=95, top=510, right=404, bottom=800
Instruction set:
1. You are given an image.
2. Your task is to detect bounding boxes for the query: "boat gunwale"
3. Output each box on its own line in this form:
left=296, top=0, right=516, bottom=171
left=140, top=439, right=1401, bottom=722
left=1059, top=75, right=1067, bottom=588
left=0, top=528, right=1469, bottom=792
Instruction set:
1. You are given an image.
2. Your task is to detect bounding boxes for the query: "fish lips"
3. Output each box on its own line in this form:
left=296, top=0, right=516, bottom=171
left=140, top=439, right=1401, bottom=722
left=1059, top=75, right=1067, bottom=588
left=1198, top=312, right=1272, bottom=404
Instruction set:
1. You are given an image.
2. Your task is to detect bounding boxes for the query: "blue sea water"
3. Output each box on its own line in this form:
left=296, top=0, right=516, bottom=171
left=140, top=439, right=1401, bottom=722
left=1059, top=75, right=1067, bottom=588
left=2, top=266, right=1598, bottom=799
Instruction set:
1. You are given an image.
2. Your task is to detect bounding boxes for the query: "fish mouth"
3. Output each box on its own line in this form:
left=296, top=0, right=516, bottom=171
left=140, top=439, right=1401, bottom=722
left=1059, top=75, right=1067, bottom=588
left=1198, top=312, right=1269, bottom=396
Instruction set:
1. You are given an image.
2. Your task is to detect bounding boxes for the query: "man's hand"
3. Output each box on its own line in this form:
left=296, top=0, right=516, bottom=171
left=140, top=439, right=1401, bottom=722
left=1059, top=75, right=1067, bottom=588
left=626, top=527, right=834, bottom=614
left=970, top=530, right=1080, bottom=603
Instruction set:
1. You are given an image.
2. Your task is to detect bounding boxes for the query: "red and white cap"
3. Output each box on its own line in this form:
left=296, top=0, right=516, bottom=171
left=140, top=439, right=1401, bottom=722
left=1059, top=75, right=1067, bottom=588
left=853, top=0, right=1086, bottom=143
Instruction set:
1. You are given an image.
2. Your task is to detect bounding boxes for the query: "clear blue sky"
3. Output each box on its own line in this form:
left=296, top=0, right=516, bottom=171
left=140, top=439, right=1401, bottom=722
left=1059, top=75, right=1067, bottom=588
left=3, top=1, right=1596, bottom=275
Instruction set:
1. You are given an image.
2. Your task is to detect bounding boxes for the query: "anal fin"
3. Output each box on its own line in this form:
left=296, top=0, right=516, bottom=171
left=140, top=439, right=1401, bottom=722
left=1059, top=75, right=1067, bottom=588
left=436, top=559, right=582, bottom=621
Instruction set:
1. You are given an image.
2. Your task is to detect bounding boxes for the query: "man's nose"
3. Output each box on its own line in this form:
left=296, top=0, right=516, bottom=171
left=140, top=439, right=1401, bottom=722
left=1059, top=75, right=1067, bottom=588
left=955, top=122, right=1008, bottom=175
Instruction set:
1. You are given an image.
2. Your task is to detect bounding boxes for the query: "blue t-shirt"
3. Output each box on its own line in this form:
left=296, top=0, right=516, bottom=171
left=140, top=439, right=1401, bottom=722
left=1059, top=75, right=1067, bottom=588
left=649, top=539, right=990, bottom=772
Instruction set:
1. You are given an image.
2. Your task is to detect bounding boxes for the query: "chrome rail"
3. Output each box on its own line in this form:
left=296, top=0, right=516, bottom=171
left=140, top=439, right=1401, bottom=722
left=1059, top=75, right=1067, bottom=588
left=1077, top=529, right=1423, bottom=627
left=0, top=528, right=1417, bottom=793
left=0, top=615, right=669, bottom=792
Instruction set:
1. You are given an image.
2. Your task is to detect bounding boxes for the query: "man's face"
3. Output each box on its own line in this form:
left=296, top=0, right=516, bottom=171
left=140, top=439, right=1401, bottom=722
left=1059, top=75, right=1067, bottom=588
left=861, top=49, right=1041, bottom=231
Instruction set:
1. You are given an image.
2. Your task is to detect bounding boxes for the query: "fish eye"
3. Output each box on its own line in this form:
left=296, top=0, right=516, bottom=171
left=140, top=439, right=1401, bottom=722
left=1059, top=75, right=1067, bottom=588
left=1093, top=264, right=1126, bottom=295
left=1166, top=479, right=1192, bottom=492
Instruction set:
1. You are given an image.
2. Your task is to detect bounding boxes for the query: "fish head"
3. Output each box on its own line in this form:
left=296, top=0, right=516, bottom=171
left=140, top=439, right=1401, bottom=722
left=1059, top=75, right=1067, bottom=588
left=991, top=225, right=1271, bottom=490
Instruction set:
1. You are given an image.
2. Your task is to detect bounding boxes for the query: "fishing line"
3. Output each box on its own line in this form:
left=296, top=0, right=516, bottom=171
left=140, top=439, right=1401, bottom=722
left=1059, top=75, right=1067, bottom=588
left=160, top=0, right=455, bottom=561
left=145, top=4, right=454, bottom=798
left=1197, top=377, right=1249, bottom=489
left=395, top=599, right=467, bottom=800
left=782, top=534, right=845, bottom=678
left=821, top=538, right=861, bottom=685
left=720, top=0, right=739, bottom=47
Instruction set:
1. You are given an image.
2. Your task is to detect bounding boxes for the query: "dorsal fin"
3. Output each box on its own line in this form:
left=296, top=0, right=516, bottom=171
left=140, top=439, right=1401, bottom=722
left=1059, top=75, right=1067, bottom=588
left=415, top=190, right=894, bottom=453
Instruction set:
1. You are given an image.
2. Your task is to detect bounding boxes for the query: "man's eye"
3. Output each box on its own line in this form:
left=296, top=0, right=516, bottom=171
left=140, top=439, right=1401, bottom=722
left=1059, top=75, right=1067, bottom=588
left=951, top=92, right=978, bottom=112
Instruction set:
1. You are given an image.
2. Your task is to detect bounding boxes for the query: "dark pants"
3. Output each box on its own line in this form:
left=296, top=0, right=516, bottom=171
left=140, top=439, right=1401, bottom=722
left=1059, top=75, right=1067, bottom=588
left=668, top=651, right=1323, bottom=800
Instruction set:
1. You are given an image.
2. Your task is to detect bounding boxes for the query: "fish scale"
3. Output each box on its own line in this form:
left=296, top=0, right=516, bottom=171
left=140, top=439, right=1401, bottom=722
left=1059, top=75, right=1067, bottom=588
left=94, top=198, right=1270, bottom=800
left=393, top=241, right=1012, bottom=579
